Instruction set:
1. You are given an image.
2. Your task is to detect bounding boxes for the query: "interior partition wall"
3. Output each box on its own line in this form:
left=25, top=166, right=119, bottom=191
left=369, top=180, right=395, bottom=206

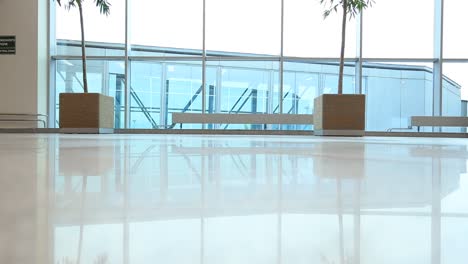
left=50, top=0, right=467, bottom=132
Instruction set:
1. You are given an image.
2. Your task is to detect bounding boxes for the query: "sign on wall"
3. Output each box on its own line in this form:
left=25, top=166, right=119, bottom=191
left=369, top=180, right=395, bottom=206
left=0, top=36, right=16, bottom=55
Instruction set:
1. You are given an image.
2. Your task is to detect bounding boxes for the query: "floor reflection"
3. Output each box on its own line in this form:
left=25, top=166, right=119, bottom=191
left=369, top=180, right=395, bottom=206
left=53, top=136, right=468, bottom=264
left=2, top=134, right=468, bottom=264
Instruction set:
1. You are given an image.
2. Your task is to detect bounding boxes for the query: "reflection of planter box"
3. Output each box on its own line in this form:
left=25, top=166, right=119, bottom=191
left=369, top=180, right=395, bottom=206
left=313, top=143, right=365, bottom=179
left=59, top=145, right=115, bottom=176
left=59, top=93, right=114, bottom=133
left=314, top=94, right=365, bottom=136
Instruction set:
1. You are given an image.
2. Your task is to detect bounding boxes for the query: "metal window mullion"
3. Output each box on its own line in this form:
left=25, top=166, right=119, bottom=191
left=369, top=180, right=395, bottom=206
left=355, top=11, right=363, bottom=94
left=433, top=0, right=444, bottom=132
left=53, top=55, right=448, bottom=63
left=319, top=74, right=325, bottom=95
left=131, top=56, right=204, bottom=61
left=267, top=69, right=274, bottom=129
left=102, top=61, right=110, bottom=95
left=279, top=0, right=285, bottom=115
left=124, top=0, right=131, bottom=129
left=268, top=69, right=274, bottom=114
left=54, top=55, right=446, bottom=63
left=215, top=66, right=222, bottom=128
left=202, top=0, right=207, bottom=125
left=160, top=63, right=168, bottom=127
left=443, top=58, right=468, bottom=63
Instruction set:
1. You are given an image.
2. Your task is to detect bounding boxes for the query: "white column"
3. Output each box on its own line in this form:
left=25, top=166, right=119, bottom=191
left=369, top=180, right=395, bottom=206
left=0, top=0, right=48, bottom=128
left=49, top=0, right=57, bottom=127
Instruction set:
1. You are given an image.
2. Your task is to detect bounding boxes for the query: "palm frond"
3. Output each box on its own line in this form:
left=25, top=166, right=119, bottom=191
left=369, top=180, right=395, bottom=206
left=94, top=0, right=111, bottom=16
left=347, top=0, right=375, bottom=18
left=320, top=0, right=375, bottom=19
left=54, top=0, right=78, bottom=11
left=54, top=0, right=111, bottom=16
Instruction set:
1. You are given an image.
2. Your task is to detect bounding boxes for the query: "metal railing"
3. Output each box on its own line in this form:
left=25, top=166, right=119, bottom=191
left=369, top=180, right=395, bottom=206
left=0, top=113, right=48, bottom=128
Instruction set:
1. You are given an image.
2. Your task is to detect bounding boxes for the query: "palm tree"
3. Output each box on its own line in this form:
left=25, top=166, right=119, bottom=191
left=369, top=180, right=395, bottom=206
left=320, top=0, right=374, bottom=95
left=55, top=0, right=111, bottom=93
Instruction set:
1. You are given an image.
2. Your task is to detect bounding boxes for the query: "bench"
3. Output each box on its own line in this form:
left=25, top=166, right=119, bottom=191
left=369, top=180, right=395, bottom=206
left=172, top=113, right=313, bottom=128
left=411, top=116, right=468, bottom=132
left=0, top=113, right=48, bottom=128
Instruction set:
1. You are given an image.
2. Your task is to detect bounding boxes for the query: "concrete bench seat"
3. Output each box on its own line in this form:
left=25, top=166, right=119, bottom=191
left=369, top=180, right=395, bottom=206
left=172, top=113, right=313, bottom=128
left=411, top=116, right=468, bottom=132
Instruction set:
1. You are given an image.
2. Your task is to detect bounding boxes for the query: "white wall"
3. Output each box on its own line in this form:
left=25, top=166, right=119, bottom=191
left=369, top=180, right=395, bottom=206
left=0, top=0, right=48, bottom=128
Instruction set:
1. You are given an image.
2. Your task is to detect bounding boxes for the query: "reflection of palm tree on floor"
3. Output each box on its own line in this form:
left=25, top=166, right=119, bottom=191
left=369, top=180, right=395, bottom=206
left=57, top=253, right=109, bottom=264
left=93, top=254, right=109, bottom=264
left=57, top=256, right=75, bottom=264
left=320, top=253, right=354, bottom=264
left=316, top=176, right=350, bottom=264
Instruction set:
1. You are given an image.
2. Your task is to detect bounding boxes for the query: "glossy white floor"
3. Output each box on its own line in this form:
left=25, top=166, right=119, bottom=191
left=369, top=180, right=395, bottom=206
left=1, top=134, right=468, bottom=264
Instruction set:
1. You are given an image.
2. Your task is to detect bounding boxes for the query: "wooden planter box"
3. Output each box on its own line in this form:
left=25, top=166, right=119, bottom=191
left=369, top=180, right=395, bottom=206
left=313, top=94, right=366, bottom=136
left=59, top=93, right=114, bottom=133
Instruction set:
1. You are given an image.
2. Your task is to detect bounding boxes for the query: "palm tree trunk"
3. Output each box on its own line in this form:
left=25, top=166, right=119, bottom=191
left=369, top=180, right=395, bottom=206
left=78, top=2, right=88, bottom=93
left=338, top=0, right=347, bottom=95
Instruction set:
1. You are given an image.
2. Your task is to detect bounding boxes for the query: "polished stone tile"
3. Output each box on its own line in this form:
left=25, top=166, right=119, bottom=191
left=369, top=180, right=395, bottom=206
left=0, top=134, right=467, bottom=264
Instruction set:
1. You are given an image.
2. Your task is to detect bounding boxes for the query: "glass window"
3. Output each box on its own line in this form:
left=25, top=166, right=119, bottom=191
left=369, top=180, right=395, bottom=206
left=131, top=0, right=203, bottom=55
left=206, top=0, right=281, bottom=55
left=166, top=62, right=203, bottom=128
left=129, top=60, right=202, bottom=129
left=129, top=61, right=163, bottom=129
left=444, top=0, right=468, bottom=58
left=363, top=0, right=434, bottom=58
left=442, top=63, right=465, bottom=132
left=284, top=0, right=357, bottom=58
left=206, top=60, right=280, bottom=130
left=443, top=63, right=467, bottom=103
left=363, top=62, right=433, bottom=131
left=283, top=69, right=319, bottom=115
left=55, top=0, right=126, bottom=56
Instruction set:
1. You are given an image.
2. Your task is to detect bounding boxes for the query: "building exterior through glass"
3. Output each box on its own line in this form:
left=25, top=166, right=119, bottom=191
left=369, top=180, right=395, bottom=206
left=54, top=41, right=463, bottom=132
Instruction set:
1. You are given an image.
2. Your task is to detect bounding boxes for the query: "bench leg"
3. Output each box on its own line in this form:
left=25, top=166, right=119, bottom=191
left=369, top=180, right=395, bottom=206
left=180, top=124, right=182, bottom=129
left=417, top=126, right=420, bottom=132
